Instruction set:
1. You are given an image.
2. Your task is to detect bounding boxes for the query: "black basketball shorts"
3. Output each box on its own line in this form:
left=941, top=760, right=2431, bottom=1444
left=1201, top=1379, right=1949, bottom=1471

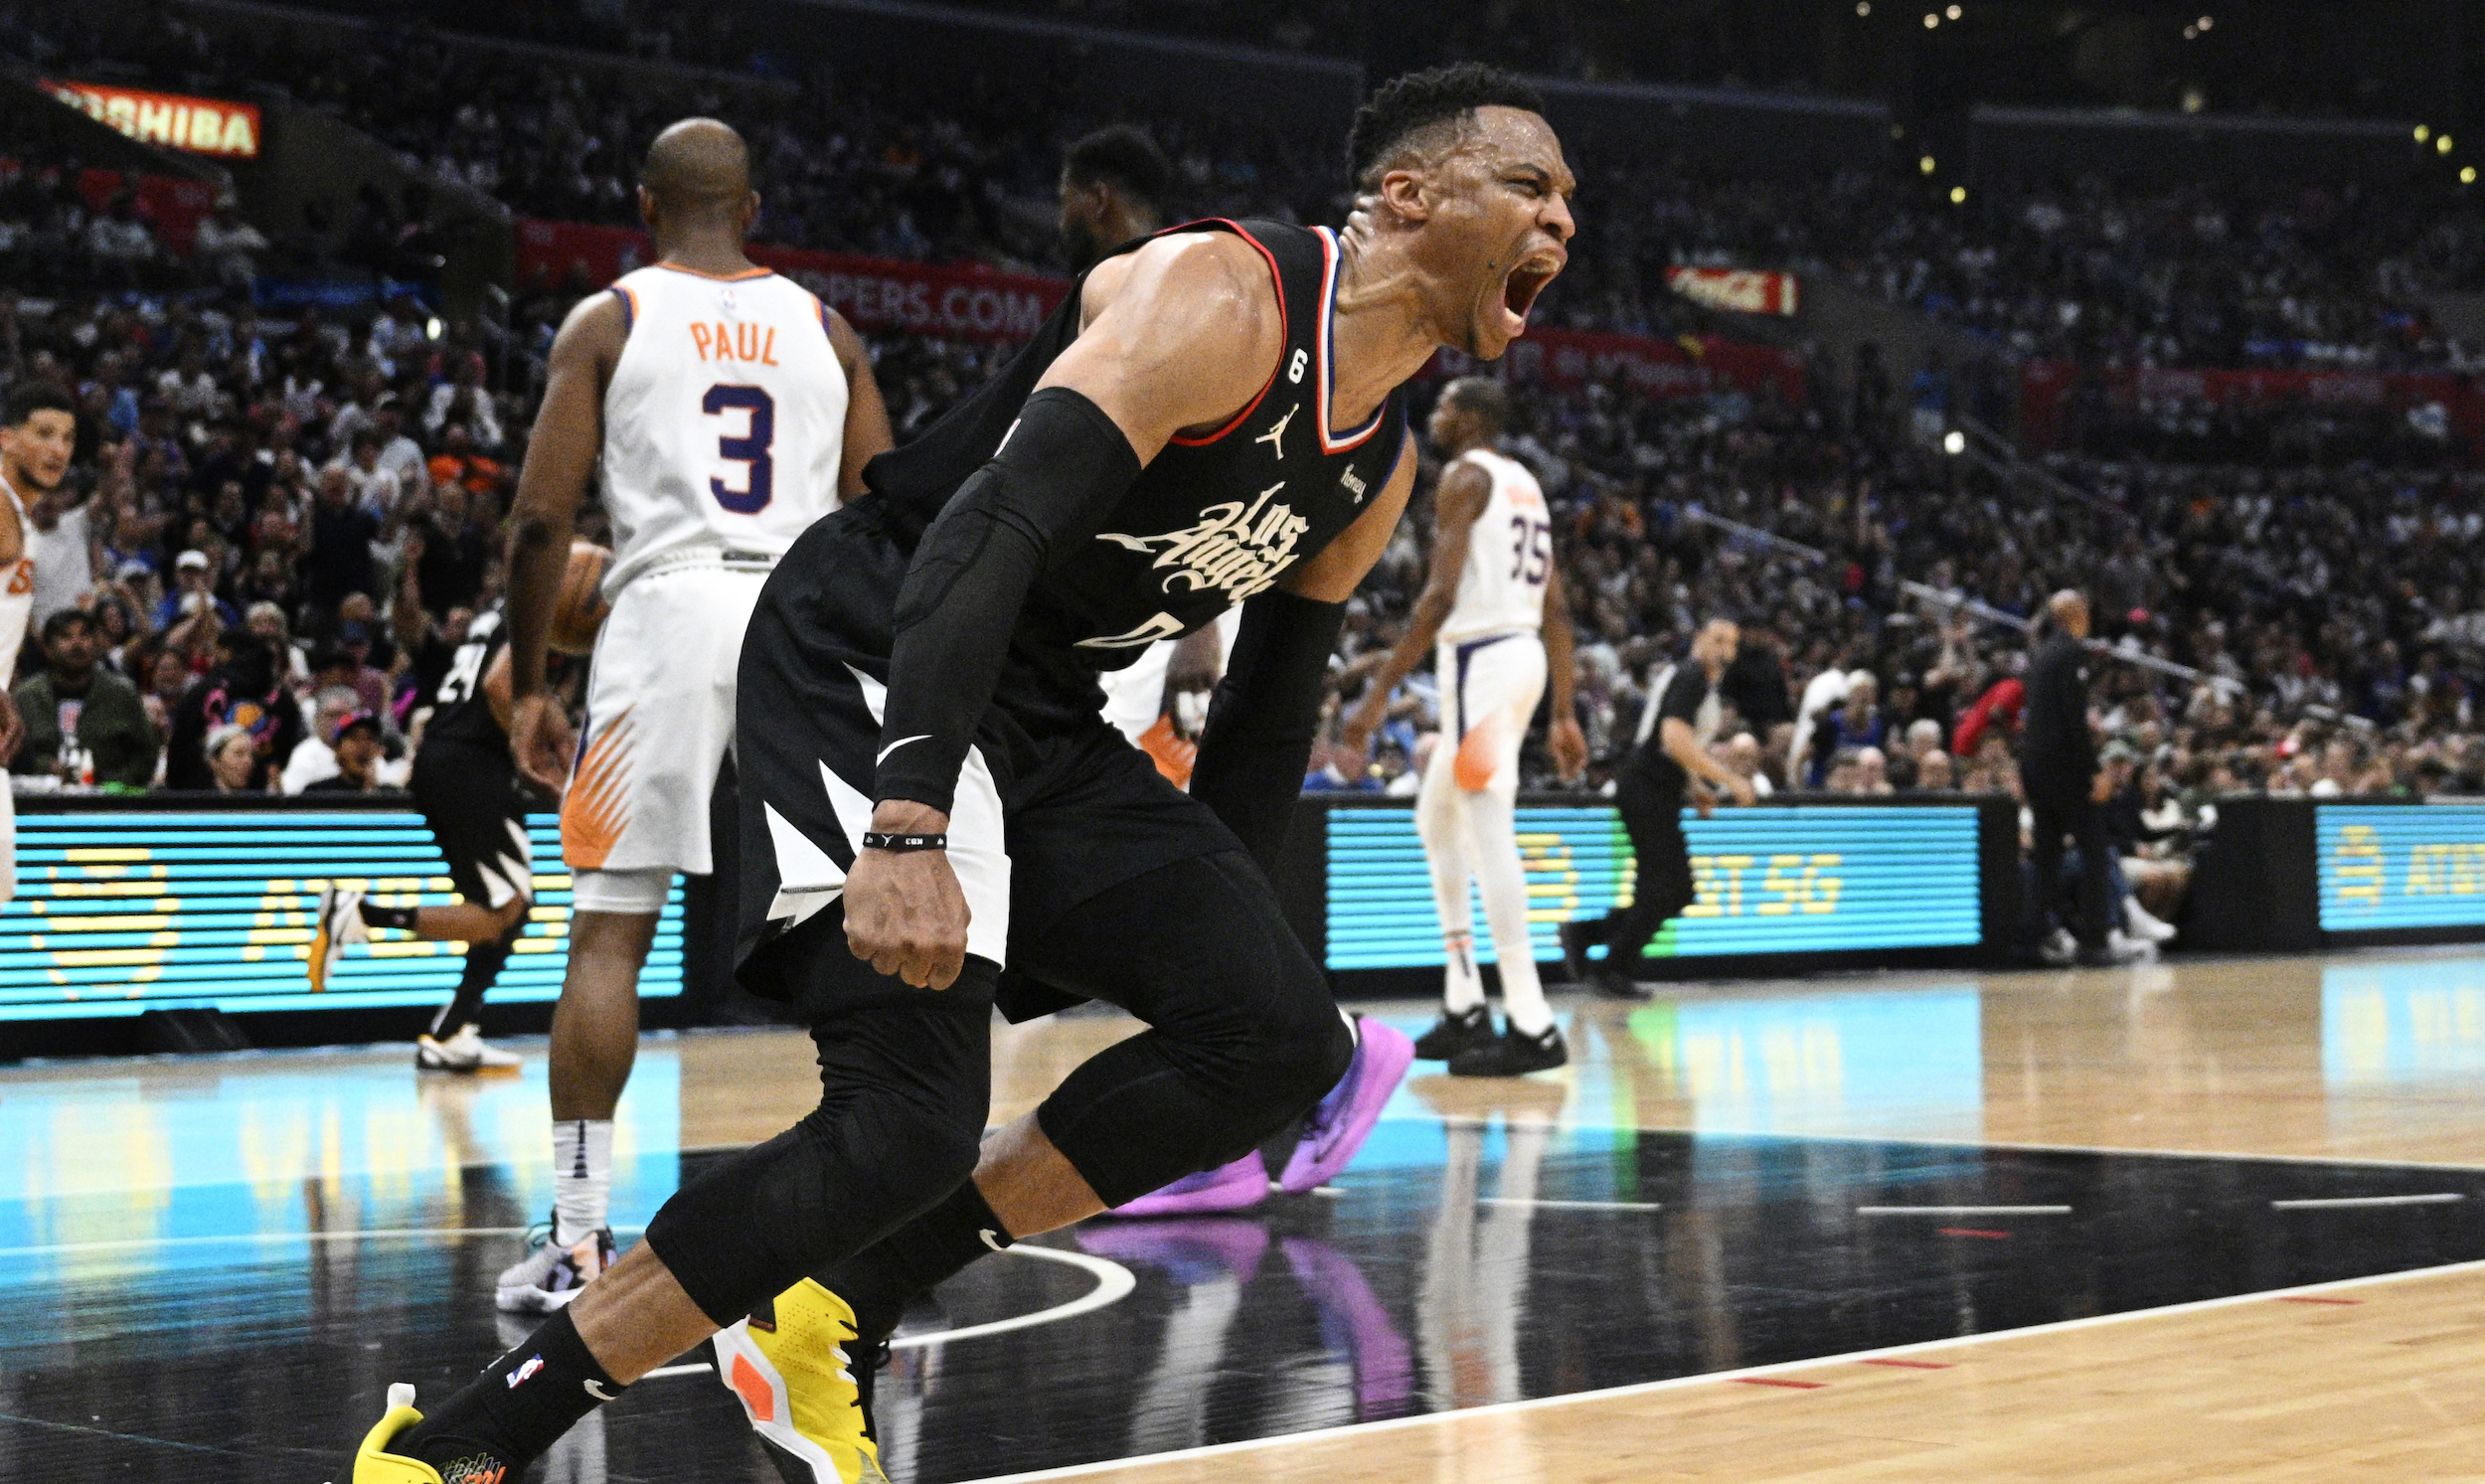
left=733, top=497, right=1245, bottom=1017
left=409, top=738, right=537, bottom=911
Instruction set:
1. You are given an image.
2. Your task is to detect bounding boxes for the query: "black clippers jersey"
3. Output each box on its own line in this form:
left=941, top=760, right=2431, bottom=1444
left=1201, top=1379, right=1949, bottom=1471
left=866, top=219, right=1410, bottom=719
left=425, top=605, right=509, bottom=750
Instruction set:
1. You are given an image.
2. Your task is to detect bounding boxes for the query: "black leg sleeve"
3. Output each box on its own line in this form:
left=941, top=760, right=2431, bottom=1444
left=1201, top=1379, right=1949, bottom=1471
left=1016, top=851, right=1352, bottom=1208
left=427, top=924, right=518, bottom=1038
left=641, top=966, right=996, bottom=1326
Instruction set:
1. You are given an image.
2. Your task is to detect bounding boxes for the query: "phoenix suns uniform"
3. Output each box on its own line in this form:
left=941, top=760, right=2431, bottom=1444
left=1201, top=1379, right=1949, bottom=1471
left=1417, top=445, right=1554, bottom=1009
left=565, top=262, right=851, bottom=911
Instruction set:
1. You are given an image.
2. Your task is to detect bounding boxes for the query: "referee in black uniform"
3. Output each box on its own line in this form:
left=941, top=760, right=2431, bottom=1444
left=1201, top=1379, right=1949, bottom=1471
left=1563, top=618, right=1754, bottom=999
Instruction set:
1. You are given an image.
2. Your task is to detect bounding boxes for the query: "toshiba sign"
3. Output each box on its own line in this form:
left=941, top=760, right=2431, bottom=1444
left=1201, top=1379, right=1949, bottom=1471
left=43, top=80, right=261, bottom=159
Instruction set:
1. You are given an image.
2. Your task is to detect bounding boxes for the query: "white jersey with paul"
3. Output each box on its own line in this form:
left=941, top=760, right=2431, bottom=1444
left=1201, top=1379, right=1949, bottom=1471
left=562, top=263, right=852, bottom=883
left=597, top=263, right=849, bottom=592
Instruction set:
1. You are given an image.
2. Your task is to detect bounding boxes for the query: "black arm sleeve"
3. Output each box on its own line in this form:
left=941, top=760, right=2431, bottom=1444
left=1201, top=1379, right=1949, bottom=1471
left=1189, top=588, right=1346, bottom=877
left=876, top=387, right=1142, bottom=813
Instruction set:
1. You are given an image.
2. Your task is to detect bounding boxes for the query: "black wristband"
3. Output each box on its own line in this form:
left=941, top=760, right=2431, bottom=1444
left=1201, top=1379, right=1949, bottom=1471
left=862, top=831, right=948, bottom=853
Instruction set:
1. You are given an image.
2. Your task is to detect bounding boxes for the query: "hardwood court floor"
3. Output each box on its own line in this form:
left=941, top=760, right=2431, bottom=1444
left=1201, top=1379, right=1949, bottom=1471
left=7, top=947, right=2485, bottom=1480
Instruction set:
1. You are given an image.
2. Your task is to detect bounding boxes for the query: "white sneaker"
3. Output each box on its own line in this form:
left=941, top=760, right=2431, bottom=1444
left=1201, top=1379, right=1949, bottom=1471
left=307, top=884, right=371, bottom=992
left=2104, top=929, right=2156, bottom=964
left=415, top=1023, right=523, bottom=1073
left=2040, top=927, right=2077, bottom=966
left=2123, top=896, right=2178, bottom=943
left=497, top=1220, right=616, bottom=1312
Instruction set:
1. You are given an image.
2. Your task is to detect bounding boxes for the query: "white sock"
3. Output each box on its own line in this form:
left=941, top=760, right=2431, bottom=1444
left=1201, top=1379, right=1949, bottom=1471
left=1468, top=791, right=1554, bottom=1037
left=1440, top=929, right=1487, bottom=1015
left=553, top=1118, right=614, bottom=1245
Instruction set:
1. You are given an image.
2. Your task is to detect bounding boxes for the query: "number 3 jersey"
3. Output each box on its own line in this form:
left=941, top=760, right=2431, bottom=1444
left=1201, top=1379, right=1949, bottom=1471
left=597, top=263, right=850, bottom=592
left=1439, top=446, right=1551, bottom=643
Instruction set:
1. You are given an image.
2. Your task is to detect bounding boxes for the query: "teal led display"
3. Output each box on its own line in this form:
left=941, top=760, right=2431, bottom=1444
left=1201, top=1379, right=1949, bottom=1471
left=0, top=811, right=682, bottom=1022
left=2317, top=803, right=2485, bottom=932
left=1324, top=804, right=1982, bottom=972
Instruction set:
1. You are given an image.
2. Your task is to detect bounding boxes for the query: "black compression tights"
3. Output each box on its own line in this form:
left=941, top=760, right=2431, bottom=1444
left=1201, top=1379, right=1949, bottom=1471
left=1021, top=849, right=1352, bottom=1205
left=641, top=966, right=996, bottom=1325
left=815, top=849, right=1352, bottom=1342
left=642, top=849, right=1345, bottom=1328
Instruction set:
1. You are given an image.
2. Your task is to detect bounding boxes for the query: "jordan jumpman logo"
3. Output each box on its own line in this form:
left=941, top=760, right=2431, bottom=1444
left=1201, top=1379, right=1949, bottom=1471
left=1255, top=403, right=1300, bottom=459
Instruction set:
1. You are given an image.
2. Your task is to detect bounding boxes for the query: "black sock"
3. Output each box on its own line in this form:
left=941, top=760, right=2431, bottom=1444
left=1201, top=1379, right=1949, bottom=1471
left=360, top=900, right=419, bottom=932
left=813, top=1180, right=1011, bottom=1346
left=427, top=934, right=513, bottom=1038
left=398, top=1307, right=622, bottom=1477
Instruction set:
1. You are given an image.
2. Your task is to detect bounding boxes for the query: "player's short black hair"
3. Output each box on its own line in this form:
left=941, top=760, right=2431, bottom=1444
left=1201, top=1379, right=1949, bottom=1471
left=4, top=381, right=75, bottom=428
left=1437, top=375, right=1512, bottom=434
left=1064, top=125, right=1174, bottom=212
left=1347, top=64, right=1547, bottom=190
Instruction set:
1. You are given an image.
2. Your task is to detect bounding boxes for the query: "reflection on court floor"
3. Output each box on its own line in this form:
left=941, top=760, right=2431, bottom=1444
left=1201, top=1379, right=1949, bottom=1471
left=7, top=958, right=2485, bottom=1481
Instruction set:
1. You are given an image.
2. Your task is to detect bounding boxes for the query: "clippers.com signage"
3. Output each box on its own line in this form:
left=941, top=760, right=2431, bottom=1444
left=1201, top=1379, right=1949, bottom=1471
left=43, top=80, right=261, bottom=159
left=516, top=218, right=1069, bottom=344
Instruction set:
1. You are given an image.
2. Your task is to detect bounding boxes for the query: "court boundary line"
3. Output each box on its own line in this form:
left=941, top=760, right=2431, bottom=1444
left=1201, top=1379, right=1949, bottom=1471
left=1425, top=1120, right=2485, bottom=1173
left=636, top=1245, right=1134, bottom=1383
left=686, top=1130, right=2485, bottom=1172
left=953, top=1255, right=2485, bottom=1484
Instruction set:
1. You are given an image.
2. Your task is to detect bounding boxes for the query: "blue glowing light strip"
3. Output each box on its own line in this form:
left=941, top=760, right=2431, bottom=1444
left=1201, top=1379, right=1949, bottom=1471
left=0, top=811, right=682, bottom=1021
left=1324, top=804, right=1982, bottom=971
left=2316, top=803, right=2485, bottom=932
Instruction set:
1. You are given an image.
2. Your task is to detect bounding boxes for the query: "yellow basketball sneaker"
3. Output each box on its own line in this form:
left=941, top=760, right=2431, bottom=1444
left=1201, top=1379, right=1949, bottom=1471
left=714, top=1279, right=890, bottom=1484
left=351, top=1384, right=444, bottom=1483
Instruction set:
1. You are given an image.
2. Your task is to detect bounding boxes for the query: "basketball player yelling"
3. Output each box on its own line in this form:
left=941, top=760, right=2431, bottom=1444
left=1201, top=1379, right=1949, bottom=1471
left=354, top=65, right=1572, bottom=1484
left=1341, top=375, right=1586, bottom=1078
left=490, top=119, right=894, bottom=1314
left=0, top=385, right=71, bottom=905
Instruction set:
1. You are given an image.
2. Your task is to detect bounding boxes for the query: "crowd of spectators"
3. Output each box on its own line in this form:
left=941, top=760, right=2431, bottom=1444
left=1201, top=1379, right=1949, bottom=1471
left=1554, top=165, right=2485, bottom=372
left=32, top=0, right=2485, bottom=374
left=10, top=0, right=2485, bottom=907
left=1322, top=372, right=2485, bottom=848
left=11, top=1, right=1339, bottom=277
left=0, top=254, right=534, bottom=796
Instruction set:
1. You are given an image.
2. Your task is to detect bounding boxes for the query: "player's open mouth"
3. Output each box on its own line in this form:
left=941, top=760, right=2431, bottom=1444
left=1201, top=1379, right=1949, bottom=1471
left=1499, top=254, right=1562, bottom=333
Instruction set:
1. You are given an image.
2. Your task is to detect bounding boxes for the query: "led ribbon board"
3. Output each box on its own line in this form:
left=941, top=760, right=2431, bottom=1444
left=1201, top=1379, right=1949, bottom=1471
left=1324, top=803, right=1982, bottom=971
left=0, top=811, right=682, bottom=1022
left=2317, top=803, right=2485, bottom=932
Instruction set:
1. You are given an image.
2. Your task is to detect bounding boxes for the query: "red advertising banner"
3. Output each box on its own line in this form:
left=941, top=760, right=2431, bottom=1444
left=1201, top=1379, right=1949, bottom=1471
left=43, top=80, right=260, bottom=159
left=1666, top=266, right=1800, bottom=316
left=2022, top=361, right=2485, bottom=458
left=515, top=219, right=1070, bottom=343
left=518, top=216, right=1807, bottom=404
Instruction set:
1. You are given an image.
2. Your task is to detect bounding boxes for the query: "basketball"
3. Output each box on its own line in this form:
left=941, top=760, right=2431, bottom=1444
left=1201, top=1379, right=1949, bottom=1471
left=548, top=541, right=611, bottom=655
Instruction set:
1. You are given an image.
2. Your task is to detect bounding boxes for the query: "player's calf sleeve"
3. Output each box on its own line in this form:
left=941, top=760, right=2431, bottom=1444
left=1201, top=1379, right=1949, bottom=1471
left=808, top=1180, right=1015, bottom=1347
left=396, top=1306, right=621, bottom=1476
left=645, top=1092, right=983, bottom=1326
left=642, top=974, right=996, bottom=1326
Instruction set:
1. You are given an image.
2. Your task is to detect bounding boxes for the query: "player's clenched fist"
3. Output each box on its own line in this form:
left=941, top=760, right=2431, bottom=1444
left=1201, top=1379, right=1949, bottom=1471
left=845, top=805, right=969, bottom=990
